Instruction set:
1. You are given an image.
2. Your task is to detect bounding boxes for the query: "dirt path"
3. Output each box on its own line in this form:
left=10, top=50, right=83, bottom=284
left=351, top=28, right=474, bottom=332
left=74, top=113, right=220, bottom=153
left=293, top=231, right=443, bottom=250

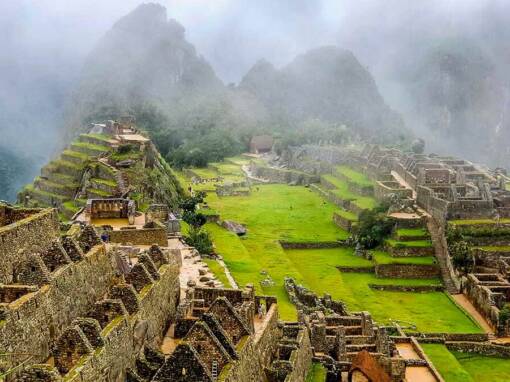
left=452, top=294, right=494, bottom=334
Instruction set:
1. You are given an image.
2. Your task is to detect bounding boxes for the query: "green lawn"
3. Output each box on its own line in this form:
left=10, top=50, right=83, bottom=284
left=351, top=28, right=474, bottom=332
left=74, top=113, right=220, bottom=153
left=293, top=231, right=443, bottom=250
left=225, top=155, right=251, bottom=166
left=422, top=344, right=510, bottom=382
left=211, top=162, right=245, bottom=176
left=205, top=185, right=349, bottom=320
left=335, top=165, right=374, bottom=187
left=287, top=248, right=477, bottom=332
left=306, top=363, right=326, bottom=382
left=180, top=163, right=480, bottom=332
left=372, top=251, right=437, bottom=265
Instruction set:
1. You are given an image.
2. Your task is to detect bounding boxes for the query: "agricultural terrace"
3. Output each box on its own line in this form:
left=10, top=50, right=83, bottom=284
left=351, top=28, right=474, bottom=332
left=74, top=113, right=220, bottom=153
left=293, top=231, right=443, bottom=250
left=178, top=157, right=481, bottom=333
left=422, top=344, right=510, bottom=382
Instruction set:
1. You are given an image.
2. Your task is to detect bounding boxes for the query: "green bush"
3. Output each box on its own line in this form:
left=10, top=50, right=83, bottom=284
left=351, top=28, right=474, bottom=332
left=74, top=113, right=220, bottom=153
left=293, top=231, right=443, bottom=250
left=184, top=226, right=213, bottom=255
left=499, top=304, right=510, bottom=325
left=356, top=204, right=393, bottom=249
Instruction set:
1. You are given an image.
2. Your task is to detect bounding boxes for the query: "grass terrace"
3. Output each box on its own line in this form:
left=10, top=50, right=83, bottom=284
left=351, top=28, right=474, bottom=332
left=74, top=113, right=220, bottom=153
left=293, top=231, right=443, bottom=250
left=335, top=208, right=358, bottom=222
left=191, top=167, right=220, bottom=179
left=395, top=227, right=429, bottom=239
left=80, top=133, right=113, bottom=143
left=286, top=247, right=475, bottom=332
left=178, top=159, right=480, bottom=332
left=422, top=344, right=510, bottom=382
left=371, top=251, right=437, bottom=265
left=449, top=218, right=510, bottom=226
left=335, top=165, right=374, bottom=187
left=323, top=174, right=378, bottom=210
left=385, top=239, right=433, bottom=248
left=476, top=246, right=510, bottom=252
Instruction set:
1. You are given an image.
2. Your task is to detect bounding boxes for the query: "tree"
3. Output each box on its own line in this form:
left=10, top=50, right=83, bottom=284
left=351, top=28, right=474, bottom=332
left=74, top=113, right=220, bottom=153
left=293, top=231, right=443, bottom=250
left=356, top=204, right=393, bottom=249
left=450, top=240, right=474, bottom=291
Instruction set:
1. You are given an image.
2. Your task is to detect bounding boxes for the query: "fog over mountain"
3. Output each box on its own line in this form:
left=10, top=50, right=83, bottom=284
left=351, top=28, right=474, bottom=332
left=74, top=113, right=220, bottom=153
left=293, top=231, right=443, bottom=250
left=1, top=0, right=510, bottom=200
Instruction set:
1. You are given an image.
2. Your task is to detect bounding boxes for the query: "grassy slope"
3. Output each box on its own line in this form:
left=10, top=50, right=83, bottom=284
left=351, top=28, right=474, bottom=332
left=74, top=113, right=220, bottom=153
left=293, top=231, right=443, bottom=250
left=206, top=185, right=348, bottom=320
left=372, top=251, right=437, bottom=265
left=323, top=174, right=377, bottom=210
left=422, top=344, right=510, bottom=382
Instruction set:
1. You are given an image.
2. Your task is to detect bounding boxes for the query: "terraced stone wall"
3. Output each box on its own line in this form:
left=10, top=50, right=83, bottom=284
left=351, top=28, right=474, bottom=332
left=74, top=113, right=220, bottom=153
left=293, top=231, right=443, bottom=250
left=374, top=264, right=440, bottom=278
left=108, top=227, right=167, bottom=246
left=0, top=245, right=114, bottom=366
left=0, top=207, right=59, bottom=283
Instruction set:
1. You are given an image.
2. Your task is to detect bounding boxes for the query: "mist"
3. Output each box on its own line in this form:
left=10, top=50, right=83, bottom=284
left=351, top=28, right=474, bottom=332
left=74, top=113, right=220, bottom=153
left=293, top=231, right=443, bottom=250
left=1, top=0, right=510, bottom=200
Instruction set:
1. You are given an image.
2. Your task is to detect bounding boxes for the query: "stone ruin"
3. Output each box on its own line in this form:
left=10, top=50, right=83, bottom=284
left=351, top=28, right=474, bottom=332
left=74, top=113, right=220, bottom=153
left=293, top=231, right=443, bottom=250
left=284, top=277, right=406, bottom=382
left=0, top=204, right=182, bottom=381
left=145, top=203, right=181, bottom=235
left=86, top=198, right=136, bottom=224
left=124, top=285, right=312, bottom=382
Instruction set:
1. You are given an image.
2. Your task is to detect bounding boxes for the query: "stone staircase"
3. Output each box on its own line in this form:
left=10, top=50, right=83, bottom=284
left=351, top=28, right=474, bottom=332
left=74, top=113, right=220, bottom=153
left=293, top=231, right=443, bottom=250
left=336, top=316, right=382, bottom=362
left=427, top=217, right=459, bottom=294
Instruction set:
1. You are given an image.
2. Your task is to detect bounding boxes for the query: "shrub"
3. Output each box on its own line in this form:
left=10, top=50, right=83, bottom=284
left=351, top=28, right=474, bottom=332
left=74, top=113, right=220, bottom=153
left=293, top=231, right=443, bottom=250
left=499, top=304, right=510, bottom=325
left=184, top=226, right=213, bottom=255
left=356, top=205, right=393, bottom=249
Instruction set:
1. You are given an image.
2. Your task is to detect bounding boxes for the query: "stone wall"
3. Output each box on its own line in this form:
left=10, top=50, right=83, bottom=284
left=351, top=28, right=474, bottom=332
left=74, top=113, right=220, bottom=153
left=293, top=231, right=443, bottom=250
left=221, top=304, right=280, bottom=382
left=445, top=341, right=510, bottom=358
left=0, top=245, right=115, bottom=366
left=63, top=254, right=181, bottom=382
left=374, top=181, right=413, bottom=201
left=0, top=208, right=59, bottom=283
left=138, top=260, right=180, bottom=345
left=375, top=264, right=440, bottom=279
left=109, top=227, right=167, bottom=246
left=251, top=164, right=319, bottom=185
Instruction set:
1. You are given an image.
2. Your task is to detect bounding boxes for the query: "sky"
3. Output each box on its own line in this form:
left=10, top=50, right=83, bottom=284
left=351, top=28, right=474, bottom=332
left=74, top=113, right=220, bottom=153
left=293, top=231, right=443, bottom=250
left=0, top=0, right=507, bottom=157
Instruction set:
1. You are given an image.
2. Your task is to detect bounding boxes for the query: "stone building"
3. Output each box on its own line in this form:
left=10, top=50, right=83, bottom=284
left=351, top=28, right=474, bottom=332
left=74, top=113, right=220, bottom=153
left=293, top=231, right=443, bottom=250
left=135, top=285, right=312, bottom=382
left=0, top=203, right=181, bottom=381
left=249, top=135, right=274, bottom=154
left=284, top=278, right=407, bottom=382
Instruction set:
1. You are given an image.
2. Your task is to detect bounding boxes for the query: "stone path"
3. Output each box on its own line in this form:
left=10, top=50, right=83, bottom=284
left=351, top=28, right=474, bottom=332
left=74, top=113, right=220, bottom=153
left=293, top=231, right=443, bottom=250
left=452, top=294, right=494, bottom=334
left=427, top=217, right=459, bottom=294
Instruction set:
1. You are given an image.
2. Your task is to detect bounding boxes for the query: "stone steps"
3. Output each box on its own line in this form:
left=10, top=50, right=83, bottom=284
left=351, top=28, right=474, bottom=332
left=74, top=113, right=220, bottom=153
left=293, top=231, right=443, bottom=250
left=344, top=326, right=363, bottom=336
